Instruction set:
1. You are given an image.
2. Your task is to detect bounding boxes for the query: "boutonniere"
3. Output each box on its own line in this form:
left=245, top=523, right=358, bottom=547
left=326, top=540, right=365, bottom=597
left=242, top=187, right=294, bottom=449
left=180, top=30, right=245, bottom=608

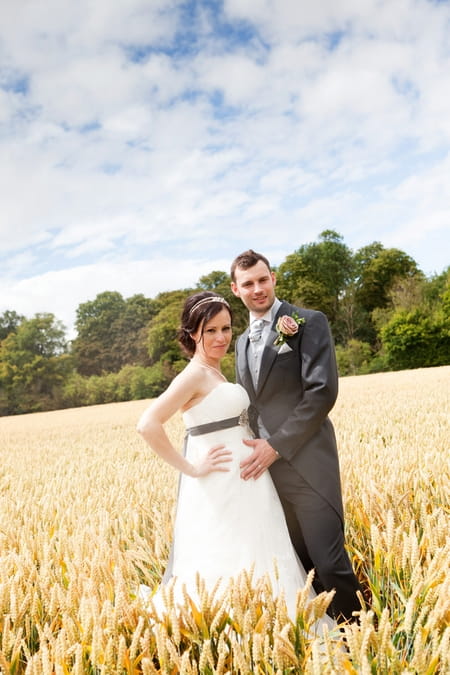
left=274, top=312, right=306, bottom=346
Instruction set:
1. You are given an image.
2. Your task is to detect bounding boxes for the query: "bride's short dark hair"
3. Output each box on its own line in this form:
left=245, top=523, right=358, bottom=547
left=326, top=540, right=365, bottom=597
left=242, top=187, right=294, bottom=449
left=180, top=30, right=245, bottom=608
left=178, top=291, right=232, bottom=356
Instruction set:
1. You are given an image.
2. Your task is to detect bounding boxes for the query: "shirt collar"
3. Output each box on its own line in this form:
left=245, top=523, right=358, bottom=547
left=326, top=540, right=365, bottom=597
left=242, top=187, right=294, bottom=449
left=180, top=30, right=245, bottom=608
left=249, top=297, right=282, bottom=325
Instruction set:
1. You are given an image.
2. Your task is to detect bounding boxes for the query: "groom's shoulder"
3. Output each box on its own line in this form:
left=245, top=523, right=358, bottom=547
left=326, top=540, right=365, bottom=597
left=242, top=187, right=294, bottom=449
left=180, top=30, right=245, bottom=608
left=279, top=299, right=309, bottom=316
left=279, top=299, right=299, bottom=314
left=279, top=300, right=330, bottom=324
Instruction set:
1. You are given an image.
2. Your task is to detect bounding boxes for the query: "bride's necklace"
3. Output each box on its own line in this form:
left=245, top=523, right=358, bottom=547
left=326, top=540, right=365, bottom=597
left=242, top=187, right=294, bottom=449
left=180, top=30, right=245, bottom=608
left=192, top=360, right=227, bottom=382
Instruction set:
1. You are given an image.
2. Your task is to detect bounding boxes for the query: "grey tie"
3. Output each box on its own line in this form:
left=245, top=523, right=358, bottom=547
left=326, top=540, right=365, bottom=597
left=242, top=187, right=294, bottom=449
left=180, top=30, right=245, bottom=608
left=249, top=318, right=264, bottom=342
left=248, top=319, right=266, bottom=388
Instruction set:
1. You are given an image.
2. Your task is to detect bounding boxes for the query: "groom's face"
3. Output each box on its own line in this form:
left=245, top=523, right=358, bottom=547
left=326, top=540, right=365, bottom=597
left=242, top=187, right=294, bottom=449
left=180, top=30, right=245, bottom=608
left=231, top=260, right=276, bottom=317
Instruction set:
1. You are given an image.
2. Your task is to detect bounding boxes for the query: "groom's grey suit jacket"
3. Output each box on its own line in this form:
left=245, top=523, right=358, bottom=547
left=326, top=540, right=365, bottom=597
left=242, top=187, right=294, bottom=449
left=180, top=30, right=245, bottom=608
left=235, top=300, right=344, bottom=523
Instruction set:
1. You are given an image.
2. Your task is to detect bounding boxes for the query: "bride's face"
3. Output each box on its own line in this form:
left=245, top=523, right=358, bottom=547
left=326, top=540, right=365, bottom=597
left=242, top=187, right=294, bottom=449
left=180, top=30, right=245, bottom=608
left=193, top=308, right=232, bottom=360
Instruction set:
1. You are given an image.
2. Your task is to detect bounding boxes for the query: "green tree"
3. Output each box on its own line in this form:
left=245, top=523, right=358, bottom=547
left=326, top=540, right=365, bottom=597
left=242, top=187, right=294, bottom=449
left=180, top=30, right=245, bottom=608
left=277, top=230, right=354, bottom=329
left=73, top=291, right=126, bottom=375
left=197, top=271, right=230, bottom=290
left=378, top=268, right=450, bottom=370
left=389, top=275, right=426, bottom=312
left=146, top=290, right=192, bottom=368
left=351, top=244, right=422, bottom=346
left=381, top=307, right=450, bottom=370
left=274, top=250, right=309, bottom=301
left=335, top=339, right=373, bottom=376
left=355, top=246, right=422, bottom=314
left=0, top=310, right=25, bottom=341
left=334, top=282, right=370, bottom=345
left=353, top=241, right=385, bottom=276
left=0, top=313, right=71, bottom=414
left=72, top=291, right=156, bottom=375
left=371, top=274, right=428, bottom=341
left=424, top=266, right=450, bottom=306
left=112, top=294, right=157, bottom=367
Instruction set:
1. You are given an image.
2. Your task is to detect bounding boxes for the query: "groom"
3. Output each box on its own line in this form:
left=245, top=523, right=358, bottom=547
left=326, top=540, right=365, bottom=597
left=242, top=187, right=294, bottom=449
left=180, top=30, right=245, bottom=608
left=230, top=249, right=361, bottom=622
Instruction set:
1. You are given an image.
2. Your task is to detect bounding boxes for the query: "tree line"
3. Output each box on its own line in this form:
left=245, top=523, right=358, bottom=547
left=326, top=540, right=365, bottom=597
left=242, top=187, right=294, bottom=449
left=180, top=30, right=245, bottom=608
left=1, top=231, right=448, bottom=416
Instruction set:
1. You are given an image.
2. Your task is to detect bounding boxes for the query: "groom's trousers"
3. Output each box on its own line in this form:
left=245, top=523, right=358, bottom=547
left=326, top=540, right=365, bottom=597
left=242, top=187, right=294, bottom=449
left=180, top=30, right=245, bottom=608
left=269, top=459, right=362, bottom=622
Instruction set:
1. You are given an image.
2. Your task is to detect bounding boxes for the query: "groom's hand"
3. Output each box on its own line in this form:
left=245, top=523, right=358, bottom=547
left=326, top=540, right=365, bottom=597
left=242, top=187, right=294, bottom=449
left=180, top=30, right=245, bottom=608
left=240, top=439, right=279, bottom=480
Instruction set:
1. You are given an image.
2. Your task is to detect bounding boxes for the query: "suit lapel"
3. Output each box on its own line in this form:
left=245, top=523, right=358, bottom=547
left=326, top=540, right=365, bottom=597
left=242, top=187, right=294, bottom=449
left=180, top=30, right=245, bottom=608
left=256, top=328, right=278, bottom=394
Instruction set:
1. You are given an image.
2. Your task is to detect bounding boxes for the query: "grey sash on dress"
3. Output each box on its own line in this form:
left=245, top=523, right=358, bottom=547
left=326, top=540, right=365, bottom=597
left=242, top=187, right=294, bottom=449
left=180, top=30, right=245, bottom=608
left=161, top=414, right=241, bottom=584
left=186, top=415, right=240, bottom=438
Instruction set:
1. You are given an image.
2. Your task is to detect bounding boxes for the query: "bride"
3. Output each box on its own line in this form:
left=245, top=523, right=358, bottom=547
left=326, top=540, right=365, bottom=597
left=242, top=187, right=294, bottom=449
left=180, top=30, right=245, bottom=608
left=137, top=291, right=334, bottom=629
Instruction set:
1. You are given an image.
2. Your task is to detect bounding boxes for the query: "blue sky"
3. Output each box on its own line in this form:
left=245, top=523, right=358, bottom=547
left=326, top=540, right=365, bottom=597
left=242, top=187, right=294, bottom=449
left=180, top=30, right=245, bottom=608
left=1, top=0, right=449, bottom=337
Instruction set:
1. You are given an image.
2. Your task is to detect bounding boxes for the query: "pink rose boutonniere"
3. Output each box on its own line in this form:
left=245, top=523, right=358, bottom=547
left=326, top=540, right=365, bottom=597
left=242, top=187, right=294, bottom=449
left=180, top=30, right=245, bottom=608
left=274, top=312, right=306, bottom=346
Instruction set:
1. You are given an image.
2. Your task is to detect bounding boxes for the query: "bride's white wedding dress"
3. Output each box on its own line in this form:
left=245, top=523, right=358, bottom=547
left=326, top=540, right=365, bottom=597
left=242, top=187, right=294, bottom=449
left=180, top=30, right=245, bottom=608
left=142, top=382, right=334, bottom=630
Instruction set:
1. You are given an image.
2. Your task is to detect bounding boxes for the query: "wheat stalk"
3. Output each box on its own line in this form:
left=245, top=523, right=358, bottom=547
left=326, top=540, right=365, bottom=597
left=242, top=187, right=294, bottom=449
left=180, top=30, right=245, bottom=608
left=0, top=366, right=448, bottom=672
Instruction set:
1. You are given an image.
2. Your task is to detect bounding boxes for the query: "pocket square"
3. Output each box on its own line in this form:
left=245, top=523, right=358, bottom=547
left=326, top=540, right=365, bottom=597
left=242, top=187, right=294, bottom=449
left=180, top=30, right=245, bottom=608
left=277, top=343, right=293, bottom=355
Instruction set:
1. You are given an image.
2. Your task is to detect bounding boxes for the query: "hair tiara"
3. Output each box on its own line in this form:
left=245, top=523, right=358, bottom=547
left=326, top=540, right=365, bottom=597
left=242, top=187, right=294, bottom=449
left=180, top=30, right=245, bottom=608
left=189, top=296, right=230, bottom=316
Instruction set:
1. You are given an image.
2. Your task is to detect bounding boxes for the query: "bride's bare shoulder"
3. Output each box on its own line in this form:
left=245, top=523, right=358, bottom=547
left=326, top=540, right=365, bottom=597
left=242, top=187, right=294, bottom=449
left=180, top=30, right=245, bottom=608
left=164, top=363, right=202, bottom=396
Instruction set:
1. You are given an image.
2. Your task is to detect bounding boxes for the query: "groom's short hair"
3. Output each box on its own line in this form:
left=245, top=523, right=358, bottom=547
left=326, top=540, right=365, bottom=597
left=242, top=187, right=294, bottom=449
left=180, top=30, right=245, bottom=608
left=230, top=249, right=271, bottom=281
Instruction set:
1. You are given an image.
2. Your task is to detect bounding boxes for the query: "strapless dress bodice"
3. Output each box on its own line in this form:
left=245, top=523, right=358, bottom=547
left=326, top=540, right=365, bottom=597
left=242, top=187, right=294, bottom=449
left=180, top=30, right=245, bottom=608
left=182, top=382, right=249, bottom=429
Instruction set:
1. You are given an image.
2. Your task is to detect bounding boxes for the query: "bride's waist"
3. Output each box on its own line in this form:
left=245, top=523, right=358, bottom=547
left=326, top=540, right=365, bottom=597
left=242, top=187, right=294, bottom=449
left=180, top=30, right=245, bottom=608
left=186, top=426, right=253, bottom=456
left=185, top=414, right=243, bottom=436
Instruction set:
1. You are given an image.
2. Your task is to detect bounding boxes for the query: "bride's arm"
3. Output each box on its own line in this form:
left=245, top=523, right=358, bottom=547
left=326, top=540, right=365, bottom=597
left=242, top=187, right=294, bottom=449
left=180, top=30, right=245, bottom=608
left=137, top=369, right=231, bottom=477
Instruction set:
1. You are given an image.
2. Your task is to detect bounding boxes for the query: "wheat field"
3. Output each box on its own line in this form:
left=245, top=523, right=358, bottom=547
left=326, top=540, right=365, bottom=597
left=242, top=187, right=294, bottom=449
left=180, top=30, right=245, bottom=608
left=0, top=366, right=449, bottom=674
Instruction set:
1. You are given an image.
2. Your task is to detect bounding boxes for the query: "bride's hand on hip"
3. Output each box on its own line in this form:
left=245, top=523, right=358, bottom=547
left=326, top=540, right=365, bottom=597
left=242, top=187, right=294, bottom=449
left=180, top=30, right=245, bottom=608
left=189, top=444, right=232, bottom=478
left=240, top=438, right=279, bottom=480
